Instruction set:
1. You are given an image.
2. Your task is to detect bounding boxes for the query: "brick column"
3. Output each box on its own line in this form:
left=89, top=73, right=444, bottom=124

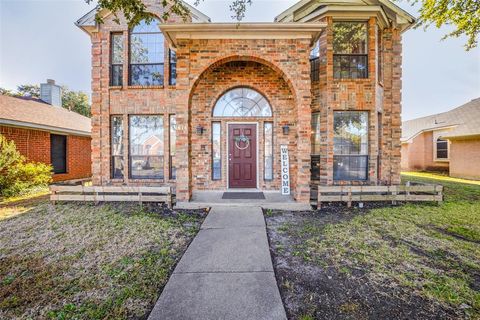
left=174, top=40, right=191, bottom=201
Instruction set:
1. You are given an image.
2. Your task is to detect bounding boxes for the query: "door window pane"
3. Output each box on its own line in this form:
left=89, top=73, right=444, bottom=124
left=264, top=122, right=273, bottom=180
left=111, top=116, right=124, bottom=179
left=129, top=115, right=164, bottom=179
left=169, top=115, right=176, bottom=179
left=311, top=112, right=321, bottom=155
left=212, top=122, right=221, bottom=180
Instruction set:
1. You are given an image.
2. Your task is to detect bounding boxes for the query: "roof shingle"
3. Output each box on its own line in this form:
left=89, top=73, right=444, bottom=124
left=0, top=95, right=91, bottom=136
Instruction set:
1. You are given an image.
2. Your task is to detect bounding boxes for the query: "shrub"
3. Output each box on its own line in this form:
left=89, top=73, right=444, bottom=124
left=0, top=134, right=52, bottom=197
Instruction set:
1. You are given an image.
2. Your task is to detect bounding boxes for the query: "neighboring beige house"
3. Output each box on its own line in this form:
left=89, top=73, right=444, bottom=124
left=401, top=98, right=480, bottom=180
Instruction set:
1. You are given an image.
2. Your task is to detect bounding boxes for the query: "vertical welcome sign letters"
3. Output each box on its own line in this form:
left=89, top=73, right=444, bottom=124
left=280, top=145, right=290, bottom=195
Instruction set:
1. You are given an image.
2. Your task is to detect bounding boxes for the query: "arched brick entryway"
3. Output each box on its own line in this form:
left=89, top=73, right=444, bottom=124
left=187, top=57, right=303, bottom=198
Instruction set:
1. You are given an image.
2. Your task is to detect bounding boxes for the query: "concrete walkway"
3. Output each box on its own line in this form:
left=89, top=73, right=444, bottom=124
left=148, top=206, right=287, bottom=320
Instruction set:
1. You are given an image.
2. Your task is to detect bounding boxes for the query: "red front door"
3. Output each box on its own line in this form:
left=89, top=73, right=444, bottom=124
left=228, top=124, right=257, bottom=188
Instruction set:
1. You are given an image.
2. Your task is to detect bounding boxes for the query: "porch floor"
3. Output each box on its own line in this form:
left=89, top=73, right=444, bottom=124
left=175, top=190, right=311, bottom=211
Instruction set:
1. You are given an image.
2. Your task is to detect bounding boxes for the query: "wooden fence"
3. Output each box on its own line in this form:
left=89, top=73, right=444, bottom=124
left=50, top=185, right=173, bottom=208
left=317, top=183, right=443, bottom=208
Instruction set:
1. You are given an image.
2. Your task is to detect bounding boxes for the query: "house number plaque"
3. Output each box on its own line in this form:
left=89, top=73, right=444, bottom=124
left=280, top=145, right=290, bottom=195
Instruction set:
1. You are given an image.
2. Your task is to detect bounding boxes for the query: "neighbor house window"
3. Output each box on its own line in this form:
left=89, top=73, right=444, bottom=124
left=169, top=49, right=177, bottom=86
left=111, top=33, right=124, bottom=86
left=310, top=40, right=320, bottom=82
left=212, top=122, right=221, bottom=180
left=436, top=138, right=448, bottom=159
left=50, top=134, right=67, bottom=174
left=129, top=115, right=164, bottom=179
left=311, top=113, right=321, bottom=181
left=333, top=22, right=368, bottom=79
left=264, top=122, right=273, bottom=180
left=169, top=115, right=176, bottom=179
left=129, top=18, right=164, bottom=86
left=333, top=111, right=369, bottom=180
left=111, top=116, right=124, bottom=179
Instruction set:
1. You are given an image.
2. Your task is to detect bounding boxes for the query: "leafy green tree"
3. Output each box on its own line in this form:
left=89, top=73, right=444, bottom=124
left=89, top=0, right=478, bottom=49
left=0, top=84, right=91, bottom=117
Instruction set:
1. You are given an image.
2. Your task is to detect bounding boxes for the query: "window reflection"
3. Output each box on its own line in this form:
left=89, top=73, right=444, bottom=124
left=129, top=115, right=164, bottom=179
left=111, top=116, right=124, bottom=179
left=129, top=18, right=164, bottom=86
left=333, top=111, right=369, bottom=180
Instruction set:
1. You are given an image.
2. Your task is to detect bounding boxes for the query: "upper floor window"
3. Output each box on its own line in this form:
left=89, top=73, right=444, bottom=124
left=129, top=18, right=164, bottom=86
left=111, top=33, right=124, bottom=86
left=436, top=138, right=448, bottom=160
left=310, top=41, right=320, bottom=82
left=333, top=22, right=368, bottom=79
left=169, top=49, right=177, bottom=86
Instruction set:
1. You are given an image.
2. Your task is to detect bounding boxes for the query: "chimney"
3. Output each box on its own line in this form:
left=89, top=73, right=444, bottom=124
left=40, top=79, right=62, bottom=107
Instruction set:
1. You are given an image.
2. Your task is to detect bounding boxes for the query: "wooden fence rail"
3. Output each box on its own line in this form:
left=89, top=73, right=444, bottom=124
left=318, top=183, right=443, bottom=208
left=50, top=185, right=173, bottom=208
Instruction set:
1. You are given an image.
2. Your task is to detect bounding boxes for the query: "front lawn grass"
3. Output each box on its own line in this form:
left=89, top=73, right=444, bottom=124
left=0, top=201, right=206, bottom=319
left=266, top=172, right=479, bottom=319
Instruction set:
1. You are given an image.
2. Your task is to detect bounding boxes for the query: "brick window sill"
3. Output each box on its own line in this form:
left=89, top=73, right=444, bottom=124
left=333, top=78, right=372, bottom=83
left=127, top=85, right=165, bottom=90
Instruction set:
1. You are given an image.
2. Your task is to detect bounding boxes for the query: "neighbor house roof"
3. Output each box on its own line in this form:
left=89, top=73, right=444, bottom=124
left=76, top=1, right=211, bottom=34
left=401, top=98, right=480, bottom=142
left=0, top=95, right=91, bottom=137
left=275, top=0, right=415, bottom=32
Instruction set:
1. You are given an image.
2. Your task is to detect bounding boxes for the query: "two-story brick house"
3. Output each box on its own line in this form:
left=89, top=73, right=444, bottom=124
left=76, top=0, right=414, bottom=203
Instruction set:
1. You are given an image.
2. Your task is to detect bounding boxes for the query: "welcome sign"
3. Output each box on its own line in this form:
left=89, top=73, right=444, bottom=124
left=280, top=145, right=290, bottom=195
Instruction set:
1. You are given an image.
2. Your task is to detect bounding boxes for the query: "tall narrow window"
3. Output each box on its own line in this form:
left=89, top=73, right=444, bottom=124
left=333, top=111, right=369, bottom=180
left=111, top=33, right=124, bottom=86
left=169, top=49, right=177, bottom=86
left=264, top=122, right=273, bottom=180
left=310, top=40, right=320, bottom=82
left=50, top=134, right=67, bottom=174
left=111, top=116, right=124, bottom=179
left=377, top=27, right=383, bottom=83
left=311, top=113, right=321, bottom=155
left=311, top=113, right=321, bottom=181
left=212, top=122, right=221, bottom=180
left=436, top=138, right=448, bottom=159
left=129, top=18, right=164, bottom=86
left=129, top=115, right=164, bottom=179
left=169, top=115, right=176, bottom=179
left=333, top=22, right=368, bottom=79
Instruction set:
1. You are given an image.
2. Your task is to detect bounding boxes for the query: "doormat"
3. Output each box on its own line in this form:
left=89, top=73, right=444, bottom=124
left=222, top=192, right=266, bottom=200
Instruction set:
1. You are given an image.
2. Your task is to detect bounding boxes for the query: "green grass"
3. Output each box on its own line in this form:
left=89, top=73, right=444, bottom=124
left=299, top=172, right=480, bottom=317
left=0, top=202, right=204, bottom=319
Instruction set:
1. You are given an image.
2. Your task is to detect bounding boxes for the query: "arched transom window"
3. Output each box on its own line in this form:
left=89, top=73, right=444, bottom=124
left=213, top=87, right=272, bottom=117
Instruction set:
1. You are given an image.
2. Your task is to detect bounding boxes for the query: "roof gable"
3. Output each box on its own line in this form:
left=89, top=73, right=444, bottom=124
left=275, top=0, right=415, bottom=32
left=76, top=1, right=211, bottom=34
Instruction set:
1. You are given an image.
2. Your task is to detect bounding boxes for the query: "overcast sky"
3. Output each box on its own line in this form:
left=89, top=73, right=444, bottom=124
left=0, top=0, right=479, bottom=120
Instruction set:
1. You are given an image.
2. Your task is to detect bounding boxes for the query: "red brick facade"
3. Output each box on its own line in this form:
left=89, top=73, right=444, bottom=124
left=83, top=0, right=408, bottom=203
left=0, top=125, right=92, bottom=182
